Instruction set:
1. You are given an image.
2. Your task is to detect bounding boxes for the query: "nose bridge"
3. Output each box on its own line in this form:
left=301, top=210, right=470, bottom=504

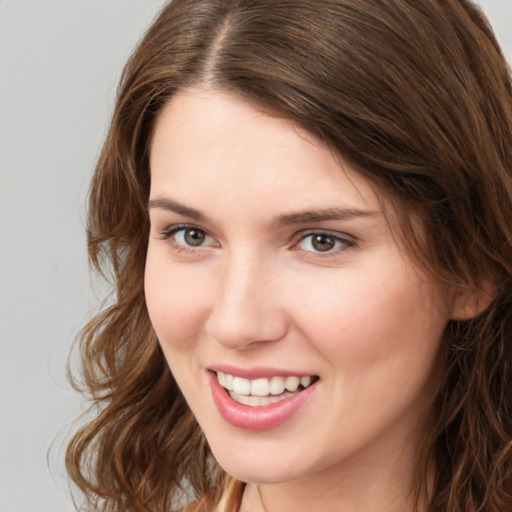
left=205, top=248, right=288, bottom=349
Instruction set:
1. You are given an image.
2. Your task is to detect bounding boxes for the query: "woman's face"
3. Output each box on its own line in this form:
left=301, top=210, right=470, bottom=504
left=145, top=88, right=451, bottom=485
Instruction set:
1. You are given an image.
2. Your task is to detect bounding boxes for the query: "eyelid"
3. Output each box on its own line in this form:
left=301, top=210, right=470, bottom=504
left=155, top=224, right=356, bottom=254
left=292, top=229, right=357, bottom=253
left=158, top=223, right=218, bottom=248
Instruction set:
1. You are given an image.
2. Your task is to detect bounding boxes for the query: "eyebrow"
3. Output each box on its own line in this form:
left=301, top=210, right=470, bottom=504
left=148, top=197, right=205, bottom=221
left=148, top=196, right=378, bottom=226
left=272, top=207, right=378, bottom=227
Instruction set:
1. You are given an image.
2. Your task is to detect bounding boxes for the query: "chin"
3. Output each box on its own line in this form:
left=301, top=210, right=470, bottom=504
left=207, top=437, right=312, bottom=485
left=217, top=459, right=300, bottom=485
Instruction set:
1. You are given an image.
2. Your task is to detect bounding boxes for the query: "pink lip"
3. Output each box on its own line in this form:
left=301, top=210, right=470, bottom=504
left=209, top=364, right=314, bottom=379
left=208, top=371, right=318, bottom=431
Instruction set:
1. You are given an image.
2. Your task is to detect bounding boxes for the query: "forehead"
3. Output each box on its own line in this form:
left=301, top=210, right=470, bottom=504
left=149, top=87, right=383, bottom=217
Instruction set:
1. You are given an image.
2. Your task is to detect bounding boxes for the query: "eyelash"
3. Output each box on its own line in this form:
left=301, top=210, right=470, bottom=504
left=158, top=224, right=217, bottom=253
left=294, top=230, right=356, bottom=256
left=157, top=224, right=356, bottom=256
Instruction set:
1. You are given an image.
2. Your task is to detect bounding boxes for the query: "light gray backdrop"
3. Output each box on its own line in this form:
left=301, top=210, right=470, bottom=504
left=0, top=1, right=510, bottom=511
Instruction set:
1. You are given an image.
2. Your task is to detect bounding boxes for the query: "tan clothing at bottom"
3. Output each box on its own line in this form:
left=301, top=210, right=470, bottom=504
left=180, top=477, right=265, bottom=512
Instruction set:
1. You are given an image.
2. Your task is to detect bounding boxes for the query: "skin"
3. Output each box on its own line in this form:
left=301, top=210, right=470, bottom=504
left=145, top=87, right=456, bottom=511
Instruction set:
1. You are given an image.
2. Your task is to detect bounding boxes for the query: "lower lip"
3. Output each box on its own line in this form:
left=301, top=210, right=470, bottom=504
left=208, top=372, right=318, bottom=431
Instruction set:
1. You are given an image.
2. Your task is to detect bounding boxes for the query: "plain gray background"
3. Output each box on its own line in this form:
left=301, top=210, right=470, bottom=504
left=0, top=1, right=510, bottom=511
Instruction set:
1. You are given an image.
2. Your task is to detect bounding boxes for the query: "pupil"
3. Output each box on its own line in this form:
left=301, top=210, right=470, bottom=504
left=184, top=229, right=205, bottom=246
left=312, top=234, right=335, bottom=252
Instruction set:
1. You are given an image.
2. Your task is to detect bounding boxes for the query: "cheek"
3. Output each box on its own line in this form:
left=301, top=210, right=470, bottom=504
left=290, top=264, right=447, bottom=375
left=144, top=250, right=212, bottom=353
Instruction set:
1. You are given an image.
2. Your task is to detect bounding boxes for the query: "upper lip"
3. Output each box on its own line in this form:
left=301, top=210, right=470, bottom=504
left=208, top=364, right=316, bottom=380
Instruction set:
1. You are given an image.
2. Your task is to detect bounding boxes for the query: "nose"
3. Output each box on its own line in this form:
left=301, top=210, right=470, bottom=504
left=204, top=252, right=289, bottom=350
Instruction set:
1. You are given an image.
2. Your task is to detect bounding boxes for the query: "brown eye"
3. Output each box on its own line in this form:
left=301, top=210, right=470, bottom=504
left=183, top=228, right=206, bottom=246
left=296, top=231, right=353, bottom=254
left=163, top=225, right=216, bottom=252
left=311, top=234, right=336, bottom=252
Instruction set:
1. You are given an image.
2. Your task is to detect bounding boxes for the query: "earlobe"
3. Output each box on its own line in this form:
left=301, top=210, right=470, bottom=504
left=449, top=280, right=497, bottom=321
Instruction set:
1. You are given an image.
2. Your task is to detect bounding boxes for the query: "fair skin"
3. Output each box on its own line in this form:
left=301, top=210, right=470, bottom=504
left=145, top=87, right=455, bottom=511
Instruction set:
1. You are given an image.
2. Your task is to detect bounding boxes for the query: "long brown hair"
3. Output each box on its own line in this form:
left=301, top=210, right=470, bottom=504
left=66, top=1, right=512, bottom=511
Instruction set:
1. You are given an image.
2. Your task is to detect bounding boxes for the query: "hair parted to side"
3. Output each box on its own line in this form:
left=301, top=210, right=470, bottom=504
left=66, top=1, right=512, bottom=511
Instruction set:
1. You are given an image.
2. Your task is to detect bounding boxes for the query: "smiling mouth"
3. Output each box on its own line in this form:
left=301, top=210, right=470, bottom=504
left=215, top=371, right=319, bottom=407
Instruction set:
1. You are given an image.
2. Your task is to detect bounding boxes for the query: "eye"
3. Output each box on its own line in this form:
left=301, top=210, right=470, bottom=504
left=296, top=232, right=354, bottom=253
left=160, top=224, right=216, bottom=249
left=176, top=227, right=208, bottom=247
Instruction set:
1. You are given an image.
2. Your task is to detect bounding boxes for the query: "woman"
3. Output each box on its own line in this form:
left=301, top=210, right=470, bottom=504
left=66, top=1, right=512, bottom=511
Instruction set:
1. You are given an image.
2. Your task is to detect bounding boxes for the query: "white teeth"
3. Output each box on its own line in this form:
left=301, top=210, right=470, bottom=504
left=229, top=390, right=297, bottom=407
left=217, top=371, right=235, bottom=391
left=224, top=373, right=234, bottom=391
left=216, top=372, right=315, bottom=398
left=300, top=376, right=312, bottom=388
left=285, top=376, right=300, bottom=392
left=217, top=372, right=233, bottom=391
left=269, top=376, right=285, bottom=395
left=232, top=376, right=251, bottom=395
left=251, top=378, right=270, bottom=396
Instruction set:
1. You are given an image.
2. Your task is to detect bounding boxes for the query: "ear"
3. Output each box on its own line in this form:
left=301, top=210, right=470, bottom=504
left=449, top=280, right=497, bottom=321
